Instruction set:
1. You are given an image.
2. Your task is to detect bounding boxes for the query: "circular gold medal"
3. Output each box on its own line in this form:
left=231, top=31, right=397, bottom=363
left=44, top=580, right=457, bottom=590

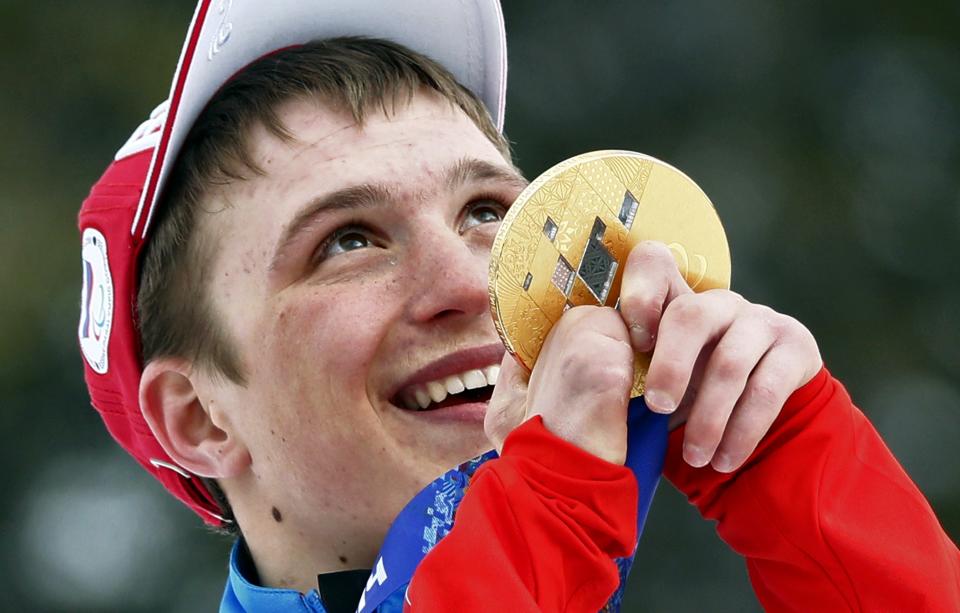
left=488, top=150, right=731, bottom=397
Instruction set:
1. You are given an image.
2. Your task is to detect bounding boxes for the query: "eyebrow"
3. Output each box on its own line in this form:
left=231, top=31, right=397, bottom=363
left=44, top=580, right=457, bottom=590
left=445, top=157, right=529, bottom=193
left=269, top=157, right=528, bottom=273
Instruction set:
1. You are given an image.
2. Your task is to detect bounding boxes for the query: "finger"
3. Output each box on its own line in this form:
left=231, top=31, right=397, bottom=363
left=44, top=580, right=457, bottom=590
left=530, top=306, right=633, bottom=411
left=484, top=352, right=529, bottom=452
left=667, top=346, right=708, bottom=431
left=533, top=331, right=633, bottom=453
left=644, top=290, right=743, bottom=414
left=618, top=241, right=693, bottom=353
left=679, top=315, right=776, bottom=467
left=708, top=344, right=801, bottom=472
left=561, top=304, right=631, bottom=344
left=522, top=306, right=633, bottom=464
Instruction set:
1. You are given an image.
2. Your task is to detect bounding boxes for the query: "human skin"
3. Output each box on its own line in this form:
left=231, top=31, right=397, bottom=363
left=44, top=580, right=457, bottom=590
left=139, top=91, right=822, bottom=594
left=486, top=242, right=823, bottom=468
left=141, top=92, right=529, bottom=591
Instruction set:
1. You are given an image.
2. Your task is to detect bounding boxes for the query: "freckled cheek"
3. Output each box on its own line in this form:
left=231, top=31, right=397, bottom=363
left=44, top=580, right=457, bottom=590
left=245, top=281, right=408, bottom=488
left=262, top=281, right=405, bottom=397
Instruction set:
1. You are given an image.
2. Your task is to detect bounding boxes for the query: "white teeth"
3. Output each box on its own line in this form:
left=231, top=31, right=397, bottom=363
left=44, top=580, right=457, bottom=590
left=444, top=374, right=466, bottom=395
left=462, top=369, right=486, bottom=390
left=397, top=364, right=500, bottom=410
left=426, top=380, right=448, bottom=404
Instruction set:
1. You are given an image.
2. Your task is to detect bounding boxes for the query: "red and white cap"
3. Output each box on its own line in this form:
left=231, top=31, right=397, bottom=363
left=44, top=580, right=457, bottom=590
left=77, top=0, right=507, bottom=525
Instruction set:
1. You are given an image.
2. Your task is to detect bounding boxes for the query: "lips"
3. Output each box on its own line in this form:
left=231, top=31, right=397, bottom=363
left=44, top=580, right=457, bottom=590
left=389, top=344, right=504, bottom=412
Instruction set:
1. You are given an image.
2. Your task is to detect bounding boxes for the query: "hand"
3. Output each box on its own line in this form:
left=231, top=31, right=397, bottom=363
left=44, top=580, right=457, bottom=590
left=619, top=241, right=823, bottom=472
left=485, top=306, right=634, bottom=465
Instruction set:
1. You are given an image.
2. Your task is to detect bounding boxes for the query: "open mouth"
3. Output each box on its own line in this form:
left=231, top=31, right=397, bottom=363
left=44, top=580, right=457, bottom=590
left=392, top=366, right=499, bottom=412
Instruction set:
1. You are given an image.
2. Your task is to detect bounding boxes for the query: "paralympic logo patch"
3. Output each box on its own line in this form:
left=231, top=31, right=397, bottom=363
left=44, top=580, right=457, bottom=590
left=79, top=228, right=114, bottom=374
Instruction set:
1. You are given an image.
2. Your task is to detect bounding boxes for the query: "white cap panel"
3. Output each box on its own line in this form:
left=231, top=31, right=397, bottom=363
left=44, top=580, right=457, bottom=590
left=136, top=0, right=506, bottom=238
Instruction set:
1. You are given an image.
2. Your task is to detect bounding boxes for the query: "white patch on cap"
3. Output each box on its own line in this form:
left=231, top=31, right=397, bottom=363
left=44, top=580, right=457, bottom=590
left=115, top=101, right=168, bottom=161
left=79, top=228, right=114, bottom=374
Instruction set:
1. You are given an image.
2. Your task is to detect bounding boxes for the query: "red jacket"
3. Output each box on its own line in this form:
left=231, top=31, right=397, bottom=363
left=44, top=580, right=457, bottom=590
left=405, top=368, right=960, bottom=611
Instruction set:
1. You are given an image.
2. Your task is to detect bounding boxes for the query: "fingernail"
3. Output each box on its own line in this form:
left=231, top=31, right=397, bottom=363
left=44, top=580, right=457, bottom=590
left=712, top=453, right=735, bottom=473
left=629, top=323, right=653, bottom=351
left=644, top=389, right=676, bottom=414
left=684, top=444, right=709, bottom=468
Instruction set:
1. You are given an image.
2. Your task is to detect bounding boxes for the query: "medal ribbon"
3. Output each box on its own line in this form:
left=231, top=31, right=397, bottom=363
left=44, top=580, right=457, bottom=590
left=356, top=397, right=668, bottom=613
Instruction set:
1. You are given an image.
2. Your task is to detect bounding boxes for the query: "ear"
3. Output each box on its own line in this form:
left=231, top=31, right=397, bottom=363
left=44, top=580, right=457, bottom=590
left=139, top=358, right=250, bottom=479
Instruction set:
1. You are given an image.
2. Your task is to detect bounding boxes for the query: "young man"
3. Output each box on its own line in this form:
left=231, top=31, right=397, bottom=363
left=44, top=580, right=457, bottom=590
left=78, top=1, right=959, bottom=611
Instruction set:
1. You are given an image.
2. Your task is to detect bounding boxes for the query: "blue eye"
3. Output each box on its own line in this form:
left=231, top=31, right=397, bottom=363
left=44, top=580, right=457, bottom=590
left=461, top=200, right=507, bottom=231
left=333, top=231, right=370, bottom=253
left=315, top=226, right=375, bottom=263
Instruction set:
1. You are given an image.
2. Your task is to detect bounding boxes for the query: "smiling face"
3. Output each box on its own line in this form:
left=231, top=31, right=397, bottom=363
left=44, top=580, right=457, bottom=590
left=192, top=91, right=526, bottom=576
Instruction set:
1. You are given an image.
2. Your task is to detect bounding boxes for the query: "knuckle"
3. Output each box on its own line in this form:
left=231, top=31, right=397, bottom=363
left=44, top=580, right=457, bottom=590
left=548, top=307, right=635, bottom=395
left=713, top=348, right=747, bottom=380
left=593, top=308, right=632, bottom=342
left=560, top=348, right=610, bottom=382
left=750, top=304, right=792, bottom=337
left=700, top=421, right=727, bottom=445
left=748, top=377, right=781, bottom=406
left=760, top=307, right=787, bottom=331
left=558, top=351, right=584, bottom=379
left=750, top=302, right=776, bottom=319
left=554, top=306, right=598, bottom=340
left=576, top=346, right=633, bottom=393
left=688, top=418, right=725, bottom=449
left=619, top=290, right=663, bottom=328
left=610, top=350, right=636, bottom=381
left=625, top=241, right=674, bottom=275
left=600, top=328, right=633, bottom=355
left=725, top=288, right=745, bottom=302
left=704, top=287, right=742, bottom=304
left=618, top=290, right=652, bottom=316
left=631, top=240, right=674, bottom=267
left=625, top=242, right=678, bottom=286
left=589, top=352, right=632, bottom=384
left=557, top=304, right=588, bottom=327
left=653, top=355, right=687, bottom=385
left=773, top=316, right=820, bottom=369
left=666, top=294, right=704, bottom=328
left=595, top=366, right=632, bottom=395
left=776, top=313, right=806, bottom=340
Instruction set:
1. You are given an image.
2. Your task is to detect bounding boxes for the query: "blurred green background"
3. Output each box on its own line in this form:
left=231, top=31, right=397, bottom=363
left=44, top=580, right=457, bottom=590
left=2, top=1, right=958, bottom=611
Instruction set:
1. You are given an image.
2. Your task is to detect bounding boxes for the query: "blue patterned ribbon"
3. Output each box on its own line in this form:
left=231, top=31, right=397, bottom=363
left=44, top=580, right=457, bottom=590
left=356, top=397, right=669, bottom=612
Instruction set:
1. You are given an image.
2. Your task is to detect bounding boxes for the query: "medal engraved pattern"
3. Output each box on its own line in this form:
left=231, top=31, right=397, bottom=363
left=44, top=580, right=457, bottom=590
left=489, top=151, right=730, bottom=397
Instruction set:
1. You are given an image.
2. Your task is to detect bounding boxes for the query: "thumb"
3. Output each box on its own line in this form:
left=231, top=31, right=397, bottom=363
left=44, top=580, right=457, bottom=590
left=484, top=353, right=529, bottom=453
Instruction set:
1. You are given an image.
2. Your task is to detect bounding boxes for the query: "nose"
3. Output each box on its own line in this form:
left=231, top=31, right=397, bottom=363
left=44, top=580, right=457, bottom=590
left=404, top=223, right=491, bottom=325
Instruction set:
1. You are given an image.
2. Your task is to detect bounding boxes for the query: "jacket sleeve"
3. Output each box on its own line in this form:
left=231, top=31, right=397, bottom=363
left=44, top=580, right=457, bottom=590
left=664, top=366, right=960, bottom=612
left=404, top=415, right=639, bottom=612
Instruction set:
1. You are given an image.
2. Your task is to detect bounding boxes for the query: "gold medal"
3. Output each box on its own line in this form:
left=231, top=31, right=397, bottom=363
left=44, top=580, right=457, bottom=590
left=488, top=150, right=731, bottom=397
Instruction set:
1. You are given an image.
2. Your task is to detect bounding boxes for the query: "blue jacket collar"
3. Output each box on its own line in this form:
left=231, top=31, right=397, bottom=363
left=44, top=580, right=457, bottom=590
left=220, top=540, right=328, bottom=613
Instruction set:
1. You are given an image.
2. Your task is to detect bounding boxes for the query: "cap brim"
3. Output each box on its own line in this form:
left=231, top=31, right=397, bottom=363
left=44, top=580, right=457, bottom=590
left=131, top=0, right=507, bottom=239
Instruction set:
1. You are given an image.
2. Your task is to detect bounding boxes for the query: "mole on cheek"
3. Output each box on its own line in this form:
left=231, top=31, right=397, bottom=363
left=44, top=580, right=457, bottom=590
left=271, top=506, right=283, bottom=522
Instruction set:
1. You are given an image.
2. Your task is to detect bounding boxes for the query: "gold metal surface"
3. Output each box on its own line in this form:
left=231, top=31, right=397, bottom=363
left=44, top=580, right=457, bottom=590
left=488, top=150, right=731, bottom=397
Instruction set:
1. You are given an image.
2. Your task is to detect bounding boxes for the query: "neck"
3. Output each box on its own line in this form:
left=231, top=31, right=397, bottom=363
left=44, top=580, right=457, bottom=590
left=229, top=497, right=387, bottom=593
